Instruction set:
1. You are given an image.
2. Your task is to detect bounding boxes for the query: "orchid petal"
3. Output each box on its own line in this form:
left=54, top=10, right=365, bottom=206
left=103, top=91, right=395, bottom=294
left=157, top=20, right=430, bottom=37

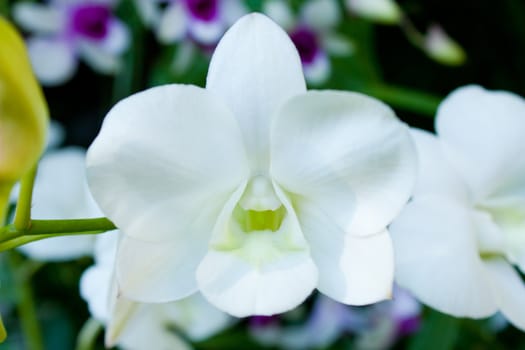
left=303, top=53, right=331, bottom=85
left=13, top=2, right=64, bottom=34
left=296, top=198, right=393, bottom=304
left=116, top=232, right=205, bottom=302
left=87, top=84, right=249, bottom=243
left=188, top=19, right=224, bottom=45
left=484, top=258, right=525, bottom=331
left=27, top=37, right=77, bottom=86
left=301, top=0, right=341, bottom=31
left=262, top=0, right=295, bottom=30
left=410, top=128, right=469, bottom=200
left=271, top=90, right=416, bottom=236
left=436, top=85, right=525, bottom=202
left=206, top=13, right=306, bottom=173
left=391, top=195, right=498, bottom=318
left=220, top=0, right=248, bottom=26
left=78, top=40, right=121, bottom=74
left=112, top=302, right=192, bottom=350
left=157, top=2, right=187, bottom=44
left=99, top=19, right=130, bottom=54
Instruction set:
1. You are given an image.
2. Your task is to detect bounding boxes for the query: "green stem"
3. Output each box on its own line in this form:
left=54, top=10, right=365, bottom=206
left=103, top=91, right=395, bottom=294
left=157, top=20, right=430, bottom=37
left=75, top=318, right=103, bottom=350
left=13, top=166, right=37, bottom=231
left=0, top=231, right=109, bottom=251
left=0, top=183, right=11, bottom=226
left=359, top=83, right=442, bottom=117
left=0, top=218, right=116, bottom=252
left=8, top=252, right=44, bottom=350
left=399, top=15, right=426, bottom=50
left=1, top=218, right=116, bottom=240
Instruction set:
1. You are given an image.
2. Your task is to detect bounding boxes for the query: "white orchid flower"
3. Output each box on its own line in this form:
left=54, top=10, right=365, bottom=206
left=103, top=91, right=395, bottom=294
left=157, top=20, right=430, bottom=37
left=17, top=147, right=102, bottom=261
left=263, top=0, right=354, bottom=85
left=390, top=85, right=525, bottom=330
left=80, top=232, right=232, bottom=349
left=13, top=0, right=130, bottom=86
left=86, top=13, right=416, bottom=317
left=134, top=0, right=247, bottom=45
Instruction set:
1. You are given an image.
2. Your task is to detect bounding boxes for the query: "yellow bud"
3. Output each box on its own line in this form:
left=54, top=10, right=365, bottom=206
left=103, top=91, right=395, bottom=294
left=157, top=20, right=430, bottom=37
left=0, top=16, right=48, bottom=219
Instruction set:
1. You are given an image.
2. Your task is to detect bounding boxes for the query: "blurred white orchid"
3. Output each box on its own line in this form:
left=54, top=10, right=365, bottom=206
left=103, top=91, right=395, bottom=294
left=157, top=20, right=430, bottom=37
left=391, top=85, right=525, bottom=331
left=86, top=13, right=416, bottom=317
left=250, top=287, right=420, bottom=350
left=16, top=147, right=102, bottom=261
left=80, top=232, right=232, bottom=349
left=13, top=0, right=130, bottom=86
left=263, top=0, right=354, bottom=85
left=134, top=0, right=246, bottom=45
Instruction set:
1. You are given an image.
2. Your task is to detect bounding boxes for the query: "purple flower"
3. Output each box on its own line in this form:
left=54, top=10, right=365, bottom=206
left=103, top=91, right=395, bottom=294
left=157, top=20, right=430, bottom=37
left=264, top=0, right=354, bottom=85
left=135, top=0, right=247, bottom=45
left=13, top=0, right=130, bottom=86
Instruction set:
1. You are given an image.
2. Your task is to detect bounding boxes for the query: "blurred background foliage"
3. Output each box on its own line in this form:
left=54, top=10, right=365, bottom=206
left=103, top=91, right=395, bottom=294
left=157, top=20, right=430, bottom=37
left=1, top=0, right=525, bottom=349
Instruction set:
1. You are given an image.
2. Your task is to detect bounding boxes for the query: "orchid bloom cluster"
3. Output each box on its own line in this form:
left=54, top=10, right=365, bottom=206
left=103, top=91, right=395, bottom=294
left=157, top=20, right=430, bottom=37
left=81, top=232, right=232, bottom=349
left=13, top=0, right=130, bottom=86
left=391, top=85, right=525, bottom=331
left=263, top=0, right=353, bottom=85
left=135, top=0, right=246, bottom=46
left=86, top=13, right=416, bottom=317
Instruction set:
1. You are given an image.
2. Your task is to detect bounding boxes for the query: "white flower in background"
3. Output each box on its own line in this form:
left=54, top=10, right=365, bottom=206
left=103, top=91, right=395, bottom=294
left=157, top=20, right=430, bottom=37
left=134, top=0, right=246, bottom=45
left=17, top=147, right=102, bottom=261
left=250, top=287, right=420, bottom=350
left=80, top=232, right=232, bottom=349
left=249, top=296, right=367, bottom=349
left=13, top=0, right=130, bottom=86
left=391, top=85, right=525, bottom=330
left=423, top=25, right=466, bottom=66
left=87, top=13, right=416, bottom=317
left=346, top=0, right=402, bottom=25
left=263, top=0, right=354, bottom=85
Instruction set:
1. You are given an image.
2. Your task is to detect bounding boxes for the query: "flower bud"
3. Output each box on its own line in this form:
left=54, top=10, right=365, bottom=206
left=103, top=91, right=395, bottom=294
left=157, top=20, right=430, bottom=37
left=424, top=25, right=467, bottom=66
left=0, top=16, right=48, bottom=216
left=346, top=0, right=402, bottom=25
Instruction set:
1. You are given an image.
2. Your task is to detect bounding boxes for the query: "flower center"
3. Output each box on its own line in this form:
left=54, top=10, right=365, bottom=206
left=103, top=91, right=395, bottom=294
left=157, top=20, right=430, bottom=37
left=290, top=27, right=320, bottom=65
left=71, top=5, right=111, bottom=40
left=185, top=0, right=218, bottom=21
left=235, top=176, right=286, bottom=232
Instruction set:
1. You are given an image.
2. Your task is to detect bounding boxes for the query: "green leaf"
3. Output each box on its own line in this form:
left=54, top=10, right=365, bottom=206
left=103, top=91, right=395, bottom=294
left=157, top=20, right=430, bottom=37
left=409, top=309, right=460, bottom=350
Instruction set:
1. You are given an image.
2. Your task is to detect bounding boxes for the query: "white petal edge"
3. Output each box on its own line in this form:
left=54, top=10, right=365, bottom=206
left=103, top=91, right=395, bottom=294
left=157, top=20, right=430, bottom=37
left=409, top=128, right=469, bottom=200
left=87, top=84, right=248, bottom=243
left=271, top=90, right=416, bottom=236
left=436, top=85, right=525, bottom=201
left=27, top=37, right=77, bottom=86
left=157, top=2, right=188, bottom=44
left=484, top=258, right=525, bottom=331
left=13, top=2, right=64, bottom=34
left=206, top=13, right=306, bottom=173
left=296, top=198, right=394, bottom=304
left=301, top=0, right=341, bottom=30
left=390, top=195, right=498, bottom=318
